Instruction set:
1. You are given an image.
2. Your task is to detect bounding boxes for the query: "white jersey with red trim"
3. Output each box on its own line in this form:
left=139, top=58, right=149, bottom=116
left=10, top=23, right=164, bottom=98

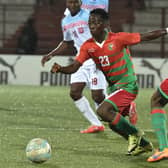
left=62, top=9, right=94, bottom=66
left=64, top=0, right=109, bottom=16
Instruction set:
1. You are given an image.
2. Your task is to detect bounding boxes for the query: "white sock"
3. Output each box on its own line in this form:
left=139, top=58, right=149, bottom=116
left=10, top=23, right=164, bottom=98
left=74, top=96, right=103, bottom=126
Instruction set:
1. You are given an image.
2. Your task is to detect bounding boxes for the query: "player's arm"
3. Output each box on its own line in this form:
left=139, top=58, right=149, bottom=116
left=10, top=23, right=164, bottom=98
left=50, top=60, right=81, bottom=74
left=41, top=40, right=73, bottom=66
left=140, top=28, right=168, bottom=41
left=50, top=43, right=90, bottom=74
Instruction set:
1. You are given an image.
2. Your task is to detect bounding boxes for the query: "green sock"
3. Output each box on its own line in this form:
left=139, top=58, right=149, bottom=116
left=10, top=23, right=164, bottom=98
left=151, top=109, right=168, bottom=151
left=111, top=113, right=138, bottom=136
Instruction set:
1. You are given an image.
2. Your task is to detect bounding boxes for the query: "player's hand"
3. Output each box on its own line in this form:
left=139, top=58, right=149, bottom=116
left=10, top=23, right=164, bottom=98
left=41, top=54, right=52, bottom=67
left=50, top=63, right=61, bottom=73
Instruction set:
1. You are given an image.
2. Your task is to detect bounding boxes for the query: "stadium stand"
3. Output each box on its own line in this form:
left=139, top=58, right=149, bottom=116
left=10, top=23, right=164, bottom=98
left=123, top=0, right=168, bottom=58
left=0, top=1, right=35, bottom=53
left=0, top=0, right=136, bottom=55
left=0, top=0, right=167, bottom=57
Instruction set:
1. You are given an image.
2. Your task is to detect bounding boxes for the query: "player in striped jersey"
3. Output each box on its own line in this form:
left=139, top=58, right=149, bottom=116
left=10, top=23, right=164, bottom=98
left=147, top=79, right=168, bottom=162
left=50, top=8, right=168, bottom=155
left=64, top=0, right=138, bottom=126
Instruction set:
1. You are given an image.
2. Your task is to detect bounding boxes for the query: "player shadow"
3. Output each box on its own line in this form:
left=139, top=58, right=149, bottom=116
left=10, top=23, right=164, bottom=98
left=0, top=107, right=17, bottom=112
left=55, top=135, right=126, bottom=159
left=128, top=155, right=164, bottom=167
left=24, top=161, right=60, bottom=168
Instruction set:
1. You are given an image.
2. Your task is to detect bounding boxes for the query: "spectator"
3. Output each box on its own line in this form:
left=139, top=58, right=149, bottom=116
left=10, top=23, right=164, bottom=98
left=17, top=17, right=38, bottom=55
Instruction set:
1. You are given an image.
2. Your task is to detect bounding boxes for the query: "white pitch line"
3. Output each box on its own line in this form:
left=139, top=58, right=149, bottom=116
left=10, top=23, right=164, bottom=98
left=0, top=127, right=155, bottom=132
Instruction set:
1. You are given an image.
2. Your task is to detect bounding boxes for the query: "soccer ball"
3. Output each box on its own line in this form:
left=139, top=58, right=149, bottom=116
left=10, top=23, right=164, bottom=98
left=26, top=138, right=51, bottom=163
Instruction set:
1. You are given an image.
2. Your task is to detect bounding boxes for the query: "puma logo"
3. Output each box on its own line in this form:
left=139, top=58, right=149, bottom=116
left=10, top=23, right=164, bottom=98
left=0, top=56, right=21, bottom=78
left=141, top=59, right=168, bottom=82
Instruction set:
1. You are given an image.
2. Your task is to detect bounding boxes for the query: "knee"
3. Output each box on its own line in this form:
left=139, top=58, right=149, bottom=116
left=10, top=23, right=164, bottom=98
left=151, top=93, right=156, bottom=107
left=96, top=107, right=104, bottom=119
left=151, top=91, right=161, bottom=108
left=97, top=105, right=116, bottom=122
left=69, top=90, right=82, bottom=101
left=92, top=92, right=105, bottom=104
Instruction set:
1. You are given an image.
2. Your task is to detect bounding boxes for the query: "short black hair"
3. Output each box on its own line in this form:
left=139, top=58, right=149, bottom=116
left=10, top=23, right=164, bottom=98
left=90, top=8, right=109, bottom=21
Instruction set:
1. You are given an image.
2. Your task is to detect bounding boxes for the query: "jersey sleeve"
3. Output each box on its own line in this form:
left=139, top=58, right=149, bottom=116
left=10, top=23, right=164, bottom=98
left=75, top=43, right=90, bottom=64
left=117, top=32, right=141, bottom=45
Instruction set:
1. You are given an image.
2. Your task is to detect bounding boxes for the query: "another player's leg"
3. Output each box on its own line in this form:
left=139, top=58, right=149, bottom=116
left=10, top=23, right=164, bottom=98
left=147, top=84, right=168, bottom=162
left=70, top=82, right=104, bottom=133
left=80, top=89, right=105, bottom=133
left=80, top=68, right=106, bottom=133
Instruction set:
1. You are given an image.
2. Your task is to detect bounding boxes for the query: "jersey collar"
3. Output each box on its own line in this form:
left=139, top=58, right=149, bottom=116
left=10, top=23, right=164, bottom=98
left=94, top=30, right=108, bottom=47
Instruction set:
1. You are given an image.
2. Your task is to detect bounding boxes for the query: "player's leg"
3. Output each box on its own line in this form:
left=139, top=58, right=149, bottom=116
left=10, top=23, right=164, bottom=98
left=90, top=67, right=107, bottom=110
left=79, top=67, right=107, bottom=133
left=70, top=67, right=104, bottom=133
left=96, top=89, right=152, bottom=154
left=147, top=79, right=168, bottom=162
left=107, top=84, right=138, bottom=125
left=91, top=89, right=105, bottom=109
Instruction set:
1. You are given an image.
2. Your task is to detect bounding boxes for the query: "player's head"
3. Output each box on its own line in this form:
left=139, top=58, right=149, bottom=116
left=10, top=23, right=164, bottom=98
left=89, top=8, right=109, bottom=37
left=66, top=0, right=82, bottom=16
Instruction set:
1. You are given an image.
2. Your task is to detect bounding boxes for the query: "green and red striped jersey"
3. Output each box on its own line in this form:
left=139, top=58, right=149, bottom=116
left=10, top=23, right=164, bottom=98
left=76, top=31, right=141, bottom=92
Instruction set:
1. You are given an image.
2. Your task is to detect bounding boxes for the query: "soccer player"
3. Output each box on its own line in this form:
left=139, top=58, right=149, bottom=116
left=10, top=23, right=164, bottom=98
left=65, top=0, right=138, bottom=126
left=147, top=78, right=168, bottom=162
left=64, top=0, right=109, bottom=16
left=50, top=8, right=168, bottom=155
left=41, top=0, right=107, bottom=134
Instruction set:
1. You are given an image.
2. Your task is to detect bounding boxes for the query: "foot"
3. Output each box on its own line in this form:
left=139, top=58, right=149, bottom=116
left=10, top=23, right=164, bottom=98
left=129, top=101, right=138, bottom=125
left=80, top=125, right=105, bottom=133
left=127, top=131, right=144, bottom=154
left=147, top=148, right=168, bottom=162
left=131, top=142, right=153, bottom=156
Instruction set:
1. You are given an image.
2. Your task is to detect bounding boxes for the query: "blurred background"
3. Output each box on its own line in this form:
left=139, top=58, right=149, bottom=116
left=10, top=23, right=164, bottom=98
left=0, top=0, right=167, bottom=57
left=0, top=0, right=168, bottom=87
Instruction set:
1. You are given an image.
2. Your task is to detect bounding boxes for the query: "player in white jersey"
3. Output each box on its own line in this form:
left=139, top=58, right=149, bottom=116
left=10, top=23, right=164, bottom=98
left=64, top=0, right=109, bottom=16
left=41, top=0, right=106, bottom=133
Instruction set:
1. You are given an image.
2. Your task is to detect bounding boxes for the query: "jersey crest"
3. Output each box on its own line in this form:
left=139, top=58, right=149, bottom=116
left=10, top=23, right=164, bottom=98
left=108, top=43, right=113, bottom=51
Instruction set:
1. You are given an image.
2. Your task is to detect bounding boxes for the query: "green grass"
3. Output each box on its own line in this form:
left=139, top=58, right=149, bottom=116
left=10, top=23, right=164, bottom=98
left=0, top=85, right=168, bottom=168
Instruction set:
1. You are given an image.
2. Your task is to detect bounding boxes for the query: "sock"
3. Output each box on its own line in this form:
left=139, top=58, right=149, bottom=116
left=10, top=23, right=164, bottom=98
left=151, top=108, right=168, bottom=151
left=108, top=123, right=128, bottom=140
left=110, top=113, right=139, bottom=136
left=109, top=113, right=150, bottom=145
left=74, top=96, right=102, bottom=126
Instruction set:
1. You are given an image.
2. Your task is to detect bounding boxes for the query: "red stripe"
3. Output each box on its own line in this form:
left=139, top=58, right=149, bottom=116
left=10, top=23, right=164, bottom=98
left=107, top=68, right=127, bottom=77
left=151, top=109, right=166, bottom=114
left=109, top=59, right=126, bottom=69
left=111, top=113, right=121, bottom=125
left=126, top=48, right=130, bottom=54
left=109, top=52, right=124, bottom=62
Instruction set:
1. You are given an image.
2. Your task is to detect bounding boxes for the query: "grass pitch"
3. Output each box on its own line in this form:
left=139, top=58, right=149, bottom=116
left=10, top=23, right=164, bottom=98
left=0, top=85, right=168, bottom=168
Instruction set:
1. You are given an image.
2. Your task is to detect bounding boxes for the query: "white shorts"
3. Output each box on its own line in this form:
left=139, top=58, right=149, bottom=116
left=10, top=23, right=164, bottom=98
left=70, top=63, right=106, bottom=90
